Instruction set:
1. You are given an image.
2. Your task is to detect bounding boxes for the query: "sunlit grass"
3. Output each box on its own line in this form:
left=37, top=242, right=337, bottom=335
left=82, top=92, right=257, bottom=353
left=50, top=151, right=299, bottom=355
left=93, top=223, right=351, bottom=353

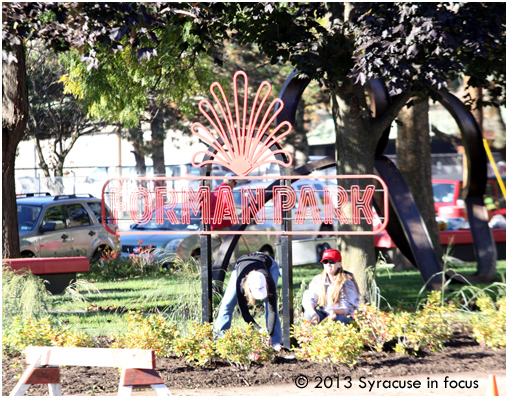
left=41, top=260, right=506, bottom=336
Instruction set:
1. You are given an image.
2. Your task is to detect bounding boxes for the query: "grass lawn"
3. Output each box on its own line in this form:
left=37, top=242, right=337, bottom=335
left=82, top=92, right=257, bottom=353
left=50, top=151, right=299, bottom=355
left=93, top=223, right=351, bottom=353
left=41, top=260, right=506, bottom=337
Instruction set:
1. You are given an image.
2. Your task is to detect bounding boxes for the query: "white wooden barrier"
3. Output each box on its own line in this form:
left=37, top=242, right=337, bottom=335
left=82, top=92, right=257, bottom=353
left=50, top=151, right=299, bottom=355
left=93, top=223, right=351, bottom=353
left=10, top=346, right=171, bottom=396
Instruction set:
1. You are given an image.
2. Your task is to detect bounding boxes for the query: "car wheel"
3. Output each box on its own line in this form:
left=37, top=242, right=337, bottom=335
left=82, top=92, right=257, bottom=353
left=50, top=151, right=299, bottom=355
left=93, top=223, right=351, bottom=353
left=20, top=251, right=35, bottom=258
left=191, top=249, right=201, bottom=263
left=92, top=246, right=111, bottom=264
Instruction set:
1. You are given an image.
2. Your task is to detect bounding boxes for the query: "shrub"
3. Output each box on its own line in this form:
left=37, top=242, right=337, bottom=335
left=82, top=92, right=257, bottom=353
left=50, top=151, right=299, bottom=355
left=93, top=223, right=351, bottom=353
left=391, top=291, right=455, bottom=354
left=172, top=321, right=215, bottom=366
left=2, top=267, right=51, bottom=322
left=110, top=311, right=178, bottom=357
left=412, top=290, right=455, bottom=352
left=291, top=319, right=364, bottom=367
left=354, top=304, right=396, bottom=352
left=472, top=296, right=506, bottom=349
left=215, top=324, right=274, bottom=369
left=2, top=316, right=92, bottom=356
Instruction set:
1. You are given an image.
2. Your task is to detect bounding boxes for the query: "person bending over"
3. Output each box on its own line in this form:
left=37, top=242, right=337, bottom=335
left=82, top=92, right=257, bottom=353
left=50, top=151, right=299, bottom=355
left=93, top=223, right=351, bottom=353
left=214, top=252, right=282, bottom=350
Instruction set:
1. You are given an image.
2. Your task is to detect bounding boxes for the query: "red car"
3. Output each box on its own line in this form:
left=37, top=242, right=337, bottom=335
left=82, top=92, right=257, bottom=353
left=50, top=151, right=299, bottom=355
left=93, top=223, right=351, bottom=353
left=432, top=178, right=506, bottom=220
left=375, top=178, right=506, bottom=263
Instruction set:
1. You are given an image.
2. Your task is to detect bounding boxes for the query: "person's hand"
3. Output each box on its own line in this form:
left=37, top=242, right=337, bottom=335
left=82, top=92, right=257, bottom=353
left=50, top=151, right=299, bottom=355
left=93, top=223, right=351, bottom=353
left=308, top=310, right=320, bottom=325
left=327, top=312, right=337, bottom=321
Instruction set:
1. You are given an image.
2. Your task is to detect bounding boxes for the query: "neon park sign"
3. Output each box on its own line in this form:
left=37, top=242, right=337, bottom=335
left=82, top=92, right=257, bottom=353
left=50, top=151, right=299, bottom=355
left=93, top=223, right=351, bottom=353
left=100, top=71, right=389, bottom=237
left=100, top=174, right=389, bottom=236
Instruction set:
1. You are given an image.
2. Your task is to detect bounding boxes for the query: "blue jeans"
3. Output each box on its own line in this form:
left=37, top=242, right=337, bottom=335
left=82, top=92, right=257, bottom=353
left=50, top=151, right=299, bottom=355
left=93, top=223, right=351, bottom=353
left=214, top=258, right=282, bottom=345
left=304, top=308, right=352, bottom=325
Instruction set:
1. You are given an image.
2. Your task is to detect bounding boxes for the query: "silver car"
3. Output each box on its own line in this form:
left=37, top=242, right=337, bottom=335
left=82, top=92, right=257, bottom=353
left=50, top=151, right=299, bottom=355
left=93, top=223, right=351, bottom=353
left=233, top=178, right=337, bottom=240
left=120, top=207, right=278, bottom=266
left=17, top=193, right=119, bottom=260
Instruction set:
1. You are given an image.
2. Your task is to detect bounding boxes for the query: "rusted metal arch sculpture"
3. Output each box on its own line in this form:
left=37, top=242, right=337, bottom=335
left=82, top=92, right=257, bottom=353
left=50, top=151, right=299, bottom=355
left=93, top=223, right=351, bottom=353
left=370, top=79, right=495, bottom=283
left=274, top=71, right=496, bottom=285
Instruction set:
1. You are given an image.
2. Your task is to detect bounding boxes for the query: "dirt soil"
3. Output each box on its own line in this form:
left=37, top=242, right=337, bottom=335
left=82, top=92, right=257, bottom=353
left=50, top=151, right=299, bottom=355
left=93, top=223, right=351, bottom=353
left=2, top=329, right=505, bottom=396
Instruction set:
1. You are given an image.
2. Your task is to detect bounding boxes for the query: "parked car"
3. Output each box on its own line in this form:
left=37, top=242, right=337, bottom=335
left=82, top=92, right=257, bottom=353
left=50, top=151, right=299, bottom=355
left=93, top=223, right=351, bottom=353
left=120, top=207, right=278, bottom=266
left=432, top=177, right=506, bottom=220
left=17, top=193, right=119, bottom=260
left=374, top=176, right=506, bottom=263
left=232, top=178, right=337, bottom=240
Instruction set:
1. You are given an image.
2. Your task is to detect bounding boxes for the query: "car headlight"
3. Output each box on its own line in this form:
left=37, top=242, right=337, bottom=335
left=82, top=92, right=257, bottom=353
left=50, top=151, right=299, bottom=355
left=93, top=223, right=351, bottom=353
left=164, top=239, right=184, bottom=253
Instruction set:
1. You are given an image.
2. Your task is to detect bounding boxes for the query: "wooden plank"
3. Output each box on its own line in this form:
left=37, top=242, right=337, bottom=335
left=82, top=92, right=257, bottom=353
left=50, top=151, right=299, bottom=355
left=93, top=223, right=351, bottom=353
left=4, top=258, right=45, bottom=274
left=43, top=257, right=89, bottom=274
left=121, top=369, right=165, bottom=386
left=25, top=347, right=155, bottom=369
left=152, top=384, right=172, bottom=397
left=25, top=367, right=60, bottom=384
left=3, top=257, right=89, bottom=275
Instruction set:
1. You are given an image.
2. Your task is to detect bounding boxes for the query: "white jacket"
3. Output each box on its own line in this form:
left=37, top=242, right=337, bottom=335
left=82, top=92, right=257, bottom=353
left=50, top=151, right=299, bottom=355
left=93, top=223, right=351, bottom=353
left=302, top=274, right=360, bottom=316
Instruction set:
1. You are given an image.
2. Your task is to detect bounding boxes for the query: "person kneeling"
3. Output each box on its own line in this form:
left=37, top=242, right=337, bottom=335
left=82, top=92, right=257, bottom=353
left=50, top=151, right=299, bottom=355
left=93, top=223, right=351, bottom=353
left=302, top=249, right=360, bottom=325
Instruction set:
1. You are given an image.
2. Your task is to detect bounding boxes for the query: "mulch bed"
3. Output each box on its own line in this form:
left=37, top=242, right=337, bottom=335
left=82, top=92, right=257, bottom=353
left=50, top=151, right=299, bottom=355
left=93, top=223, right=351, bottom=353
left=2, top=329, right=505, bottom=396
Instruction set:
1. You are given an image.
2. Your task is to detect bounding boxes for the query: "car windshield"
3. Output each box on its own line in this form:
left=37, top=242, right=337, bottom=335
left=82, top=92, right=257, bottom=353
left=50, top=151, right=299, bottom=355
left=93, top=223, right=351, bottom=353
left=132, top=208, right=200, bottom=231
left=432, top=182, right=457, bottom=203
left=17, top=204, right=42, bottom=231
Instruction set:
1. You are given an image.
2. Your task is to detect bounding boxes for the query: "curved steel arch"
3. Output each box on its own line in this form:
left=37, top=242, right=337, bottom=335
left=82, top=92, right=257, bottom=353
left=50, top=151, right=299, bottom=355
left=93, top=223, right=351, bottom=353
left=434, top=92, right=495, bottom=282
left=271, top=71, right=496, bottom=286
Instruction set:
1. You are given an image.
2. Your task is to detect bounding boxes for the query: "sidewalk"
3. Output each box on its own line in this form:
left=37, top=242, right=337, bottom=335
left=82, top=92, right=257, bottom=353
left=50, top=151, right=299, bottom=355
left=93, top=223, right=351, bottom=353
left=121, top=371, right=506, bottom=396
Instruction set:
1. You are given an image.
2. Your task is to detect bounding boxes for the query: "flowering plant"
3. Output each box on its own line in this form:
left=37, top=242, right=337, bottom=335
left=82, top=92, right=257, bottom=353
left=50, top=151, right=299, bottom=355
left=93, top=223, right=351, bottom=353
left=354, top=304, right=396, bottom=352
left=472, top=296, right=506, bottom=349
left=172, top=321, right=215, bottom=366
left=292, top=319, right=364, bottom=367
left=110, top=311, right=178, bottom=357
left=215, top=324, right=274, bottom=369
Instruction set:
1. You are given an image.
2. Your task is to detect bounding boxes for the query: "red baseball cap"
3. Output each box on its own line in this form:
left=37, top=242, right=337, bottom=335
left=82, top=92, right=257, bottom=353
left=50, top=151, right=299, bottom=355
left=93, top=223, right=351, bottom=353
left=320, top=249, right=342, bottom=263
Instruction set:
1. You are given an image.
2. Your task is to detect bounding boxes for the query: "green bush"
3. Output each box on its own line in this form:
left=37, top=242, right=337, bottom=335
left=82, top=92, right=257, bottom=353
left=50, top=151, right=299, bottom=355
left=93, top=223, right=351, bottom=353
left=172, top=321, right=215, bottom=366
left=354, top=303, right=396, bottom=352
left=215, top=324, right=274, bottom=369
left=2, top=316, right=92, bottom=356
left=472, top=296, right=506, bottom=349
left=2, top=267, right=51, bottom=322
left=291, top=319, right=364, bottom=367
left=355, top=291, right=455, bottom=355
left=110, top=311, right=178, bottom=357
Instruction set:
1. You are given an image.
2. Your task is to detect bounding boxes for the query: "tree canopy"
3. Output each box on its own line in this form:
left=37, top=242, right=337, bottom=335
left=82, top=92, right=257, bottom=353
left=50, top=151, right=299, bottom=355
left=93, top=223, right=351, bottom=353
left=3, top=3, right=505, bottom=295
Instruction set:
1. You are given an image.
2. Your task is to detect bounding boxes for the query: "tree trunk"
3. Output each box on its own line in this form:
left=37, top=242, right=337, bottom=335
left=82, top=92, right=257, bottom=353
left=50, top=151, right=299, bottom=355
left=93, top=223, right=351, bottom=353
left=463, top=77, right=483, bottom=131
left=492, top=106, right=506, bottom=160
left=324, top=2, right=385, bottom=302
left=396, top=100, right=443, bottom=261
left=128, top=127, right=147, bottom=177
left=2, top=43, right=29, bottom=258
left=329, top=78, right=380, bottom=303
left=150, top=108, right=166, bottom=178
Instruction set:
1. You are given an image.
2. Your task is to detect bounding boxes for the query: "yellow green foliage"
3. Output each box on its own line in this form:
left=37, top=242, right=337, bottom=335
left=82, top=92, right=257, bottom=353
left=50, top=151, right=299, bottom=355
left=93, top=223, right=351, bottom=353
left=215, top=324, right=274, bottom=369
left=472, top=296, right=506, bottom=349
left=292, top=319, right=364, bottom=367
left=110, top=311, right=178, bottom=357
left=3, top=316, right=92, bottom=356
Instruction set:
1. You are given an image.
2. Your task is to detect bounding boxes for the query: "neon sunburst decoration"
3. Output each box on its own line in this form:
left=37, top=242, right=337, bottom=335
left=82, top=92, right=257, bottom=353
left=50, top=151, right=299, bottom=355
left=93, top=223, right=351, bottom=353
left=190, top=71, right=293, bottom=176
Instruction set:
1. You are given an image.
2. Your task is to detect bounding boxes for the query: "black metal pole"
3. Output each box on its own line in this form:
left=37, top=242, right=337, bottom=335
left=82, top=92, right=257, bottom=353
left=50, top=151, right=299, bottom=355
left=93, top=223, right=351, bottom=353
left=281, top=177, right=294, bottom=348
left=200, top=168, right=213, bottom=323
